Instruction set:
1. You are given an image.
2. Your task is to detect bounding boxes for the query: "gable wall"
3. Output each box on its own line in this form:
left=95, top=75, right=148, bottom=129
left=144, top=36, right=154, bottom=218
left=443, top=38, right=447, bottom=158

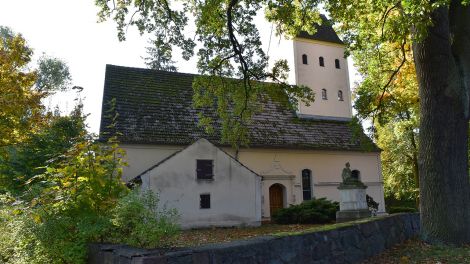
left=139, top=140, right=262, bottom=228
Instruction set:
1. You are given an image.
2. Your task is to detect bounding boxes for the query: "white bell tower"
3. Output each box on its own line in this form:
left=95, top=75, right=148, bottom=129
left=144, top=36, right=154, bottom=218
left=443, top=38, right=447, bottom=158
left=294, top=22, right=352, bottom=120
left=265, top=15, right=353, bottom=121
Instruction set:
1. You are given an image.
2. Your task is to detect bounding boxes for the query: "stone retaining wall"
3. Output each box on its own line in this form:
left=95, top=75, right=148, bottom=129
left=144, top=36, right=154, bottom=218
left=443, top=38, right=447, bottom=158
left=88, top=213, right=420, bottom=264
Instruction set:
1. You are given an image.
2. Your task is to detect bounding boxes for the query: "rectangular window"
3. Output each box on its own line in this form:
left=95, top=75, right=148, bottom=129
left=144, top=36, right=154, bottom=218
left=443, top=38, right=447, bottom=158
left=200, top=194, right=211, bottom=209
left=302, top=169, right=312, bottom=201
left=196, top=159, right=214, bottom=180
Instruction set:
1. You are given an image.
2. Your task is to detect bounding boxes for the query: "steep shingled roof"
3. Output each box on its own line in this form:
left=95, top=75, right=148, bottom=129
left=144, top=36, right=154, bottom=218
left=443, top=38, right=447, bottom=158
left=296, top=15, right=343, bottom=45
left=99, top=64, right=378, bottom=152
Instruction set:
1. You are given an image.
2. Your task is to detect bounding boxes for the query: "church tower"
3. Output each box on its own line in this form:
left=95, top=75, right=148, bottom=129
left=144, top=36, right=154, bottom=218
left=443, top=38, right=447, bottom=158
left=293, top=19, right=352, bottom=120
left=265, top=15, right=352, bottom=121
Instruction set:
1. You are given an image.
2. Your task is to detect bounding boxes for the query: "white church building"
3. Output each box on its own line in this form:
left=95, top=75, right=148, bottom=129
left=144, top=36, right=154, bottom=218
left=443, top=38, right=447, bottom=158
left=99, top=18, right=385, bottom=228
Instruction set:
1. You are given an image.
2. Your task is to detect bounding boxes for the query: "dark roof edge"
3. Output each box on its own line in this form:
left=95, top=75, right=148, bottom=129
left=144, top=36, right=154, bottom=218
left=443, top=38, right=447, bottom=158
left=119, top=141, right=381, bottom=153
left=296, top=114, right=352, bottom=122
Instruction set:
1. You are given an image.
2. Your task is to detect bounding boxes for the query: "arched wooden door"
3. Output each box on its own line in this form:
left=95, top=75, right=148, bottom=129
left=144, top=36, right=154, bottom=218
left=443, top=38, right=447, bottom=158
left=269, top=184, right=284, bottom=216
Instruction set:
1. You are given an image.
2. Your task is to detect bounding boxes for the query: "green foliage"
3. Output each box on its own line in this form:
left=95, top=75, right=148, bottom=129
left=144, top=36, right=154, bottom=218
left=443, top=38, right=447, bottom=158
left=0, top=106, right=86, bottom=194
left=387, top=206, right=418, bottom=214
left=0, top=26, right=182, bottom=263
left=0, top=26, right=72, bottom=147
left=271, top=198, right=339, bottom=225
left=95, top=0, right=315, bottom=149
left=385, top=196, right=417, bottom=213
left=110, top=189, right=180, bottom=248
left=378, top=119, right=420, bottom=201
left=0, top=123, right=180, bottom=263
left=0, top=26, right=42, bottom=147
left=36, top=54, right=72, bottom=92
left=326, top=0, right=421, bottom=202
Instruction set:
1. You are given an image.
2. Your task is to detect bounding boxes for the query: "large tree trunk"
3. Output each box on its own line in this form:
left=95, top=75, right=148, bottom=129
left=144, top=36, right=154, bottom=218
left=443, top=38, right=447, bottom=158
left=413, top=3, right=470, bottom=244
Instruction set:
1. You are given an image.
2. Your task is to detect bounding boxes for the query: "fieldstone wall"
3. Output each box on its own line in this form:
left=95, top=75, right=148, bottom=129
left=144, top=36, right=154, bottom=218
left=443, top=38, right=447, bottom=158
left=88, top=213, right=420, bottom=264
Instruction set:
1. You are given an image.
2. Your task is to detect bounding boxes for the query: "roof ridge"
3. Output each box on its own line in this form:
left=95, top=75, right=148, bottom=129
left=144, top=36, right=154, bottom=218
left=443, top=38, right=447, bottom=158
left=106, top=64, right=200, bottom=77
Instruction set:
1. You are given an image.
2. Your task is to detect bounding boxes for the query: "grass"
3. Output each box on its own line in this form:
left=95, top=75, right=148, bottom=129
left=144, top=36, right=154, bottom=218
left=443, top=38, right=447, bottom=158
left=362, top=238, right=470, bottom=264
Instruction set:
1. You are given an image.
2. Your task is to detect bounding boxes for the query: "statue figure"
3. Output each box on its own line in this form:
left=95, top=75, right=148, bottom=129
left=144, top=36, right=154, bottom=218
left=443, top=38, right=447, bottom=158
left=341, top=162, right=352, bottom=182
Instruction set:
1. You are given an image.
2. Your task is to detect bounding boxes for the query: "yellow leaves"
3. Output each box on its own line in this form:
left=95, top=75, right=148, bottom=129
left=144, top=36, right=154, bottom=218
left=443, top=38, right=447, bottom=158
left=0, top=28, right=45, bottom=147
left=32, top=213, right=41, bottom=223
left=12, top=208, right=23, bottom=216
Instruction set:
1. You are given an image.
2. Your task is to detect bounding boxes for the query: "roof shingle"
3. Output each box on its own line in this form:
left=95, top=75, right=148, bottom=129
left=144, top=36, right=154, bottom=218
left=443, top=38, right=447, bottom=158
left=99, top=64, right=378, bottom=152
left=296, top=15, right=343, bottom=45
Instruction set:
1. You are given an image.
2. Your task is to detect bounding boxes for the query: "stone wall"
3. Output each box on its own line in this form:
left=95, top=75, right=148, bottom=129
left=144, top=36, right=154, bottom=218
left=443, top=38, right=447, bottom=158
left=88, top=213, right=420, bottom=264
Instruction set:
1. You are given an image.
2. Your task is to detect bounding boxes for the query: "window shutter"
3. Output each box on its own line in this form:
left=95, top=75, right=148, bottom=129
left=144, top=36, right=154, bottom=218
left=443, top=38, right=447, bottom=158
left=197, top=160, right=214, bottom=180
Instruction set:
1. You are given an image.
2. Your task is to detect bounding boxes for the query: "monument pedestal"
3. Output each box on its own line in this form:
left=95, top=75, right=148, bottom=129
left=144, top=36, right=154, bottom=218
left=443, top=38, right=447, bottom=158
left=336, top=182, right=371, bottom=222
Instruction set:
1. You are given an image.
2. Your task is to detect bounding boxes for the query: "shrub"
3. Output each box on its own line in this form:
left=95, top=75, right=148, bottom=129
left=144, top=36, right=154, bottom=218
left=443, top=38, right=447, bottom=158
left=109, top=189, right=180, bottom=248
left=271, top=198, right=339, bottom=224
left=385, top=196, right=418, bottom=214
left=388, top=206, right=418, bottom=214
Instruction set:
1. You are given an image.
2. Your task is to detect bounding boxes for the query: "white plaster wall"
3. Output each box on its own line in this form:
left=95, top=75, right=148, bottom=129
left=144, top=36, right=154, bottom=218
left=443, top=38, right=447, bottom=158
left=121, top=144, right=385, bottom=218
left=293, top=39, right=353, bottom=119
left=140, top=139, right=262, bottom=228
left=224, top=148, right=385, bottom=216
left=120, top=144, right=183, bottom=182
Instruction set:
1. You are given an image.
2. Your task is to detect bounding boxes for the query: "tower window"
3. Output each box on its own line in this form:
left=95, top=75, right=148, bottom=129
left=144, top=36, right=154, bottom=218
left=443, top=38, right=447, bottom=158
left=302, top=169, right=312, bottom=201
left=335, top=59, right=340, bottom=69
left=338, top=90, right=344, bottom=101
left=302, top=54, right=308, bottom=65
left=200, top=194, right=211, bottom=209
left=196, top=160, right=213, bottom=180
left=321, top=89, right=328, bottom=100
left=319, top=57, right=325, bottom=67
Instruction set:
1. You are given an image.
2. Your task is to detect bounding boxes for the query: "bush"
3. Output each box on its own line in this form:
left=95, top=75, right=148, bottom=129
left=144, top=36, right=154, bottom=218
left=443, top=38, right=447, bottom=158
left=0, top=190, right=180, bottom=264
left=271, top=198, right=339, bottom=224
left=388, top=206, right=418, bottom=214
left=109, top=189, right=180, bottom=248
left=385, top=196, right=418, bottom=214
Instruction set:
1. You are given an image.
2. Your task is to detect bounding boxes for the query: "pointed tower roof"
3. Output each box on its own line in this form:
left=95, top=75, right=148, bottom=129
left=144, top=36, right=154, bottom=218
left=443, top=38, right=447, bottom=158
left=296, top=14, right=343, bottom=45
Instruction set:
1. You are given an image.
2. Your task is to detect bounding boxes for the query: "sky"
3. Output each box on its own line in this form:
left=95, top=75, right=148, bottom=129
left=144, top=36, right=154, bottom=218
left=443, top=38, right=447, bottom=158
left=0, top=0, right=359, bottom=134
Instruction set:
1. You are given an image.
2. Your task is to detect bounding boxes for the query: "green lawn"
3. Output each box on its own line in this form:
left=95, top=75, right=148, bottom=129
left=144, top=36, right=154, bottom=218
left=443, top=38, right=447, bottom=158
left=362, top=238, right=470, bottom=264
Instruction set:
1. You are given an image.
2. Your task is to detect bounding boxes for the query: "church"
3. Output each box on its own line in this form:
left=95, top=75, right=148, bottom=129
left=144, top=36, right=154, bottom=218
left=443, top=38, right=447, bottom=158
left=99, top=19, right=386, bottom=228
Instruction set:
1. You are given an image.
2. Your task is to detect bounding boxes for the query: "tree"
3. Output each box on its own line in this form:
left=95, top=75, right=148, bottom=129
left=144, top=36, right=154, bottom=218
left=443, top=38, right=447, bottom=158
left=0, top=104, right=86, bottom=194
left=0, top=26, right=72, bottom=148
left=348, top=25, right=420, bottom=202
left=0, top=26, right=41, bottom=147
left=95, top=0, right=470, bottom=244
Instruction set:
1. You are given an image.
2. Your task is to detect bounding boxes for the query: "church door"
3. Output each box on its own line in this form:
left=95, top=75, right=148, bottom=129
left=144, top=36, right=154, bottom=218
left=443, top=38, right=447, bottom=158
left=269, top=184, right=284, bottom=216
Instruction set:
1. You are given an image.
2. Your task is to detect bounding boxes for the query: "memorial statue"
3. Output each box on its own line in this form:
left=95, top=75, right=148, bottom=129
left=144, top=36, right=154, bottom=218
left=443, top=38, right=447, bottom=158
left=340, top=162, right=365, bottom=187
left=341, top=162, right=352, bottom=182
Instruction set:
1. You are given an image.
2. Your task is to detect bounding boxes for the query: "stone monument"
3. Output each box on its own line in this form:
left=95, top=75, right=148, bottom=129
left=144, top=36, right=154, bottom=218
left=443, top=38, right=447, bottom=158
left=336, top=162, right=371, bottom=222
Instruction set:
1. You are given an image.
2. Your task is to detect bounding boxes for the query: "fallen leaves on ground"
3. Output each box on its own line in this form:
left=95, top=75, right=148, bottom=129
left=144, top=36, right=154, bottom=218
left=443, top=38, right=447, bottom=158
left=172, top=223, right=319, bottom=247
left=362, top=238, right=470, bottom=264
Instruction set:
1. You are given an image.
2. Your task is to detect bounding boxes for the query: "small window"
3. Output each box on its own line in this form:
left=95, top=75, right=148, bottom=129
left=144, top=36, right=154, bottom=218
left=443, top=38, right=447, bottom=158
left=335, top=59, right=340, bottom=69
left=319, top=56, right=325, bottom=67
left=302, top=169, right=312, bottom=201
left=338, top=90, right=344, bottom=101
left=302, top=54, right=308, bottom=65
left=200, top=194, right=211, bottom=209
left=196, top=160, right=213, bottom=180
left=321, top=89, right=328, bottom=100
